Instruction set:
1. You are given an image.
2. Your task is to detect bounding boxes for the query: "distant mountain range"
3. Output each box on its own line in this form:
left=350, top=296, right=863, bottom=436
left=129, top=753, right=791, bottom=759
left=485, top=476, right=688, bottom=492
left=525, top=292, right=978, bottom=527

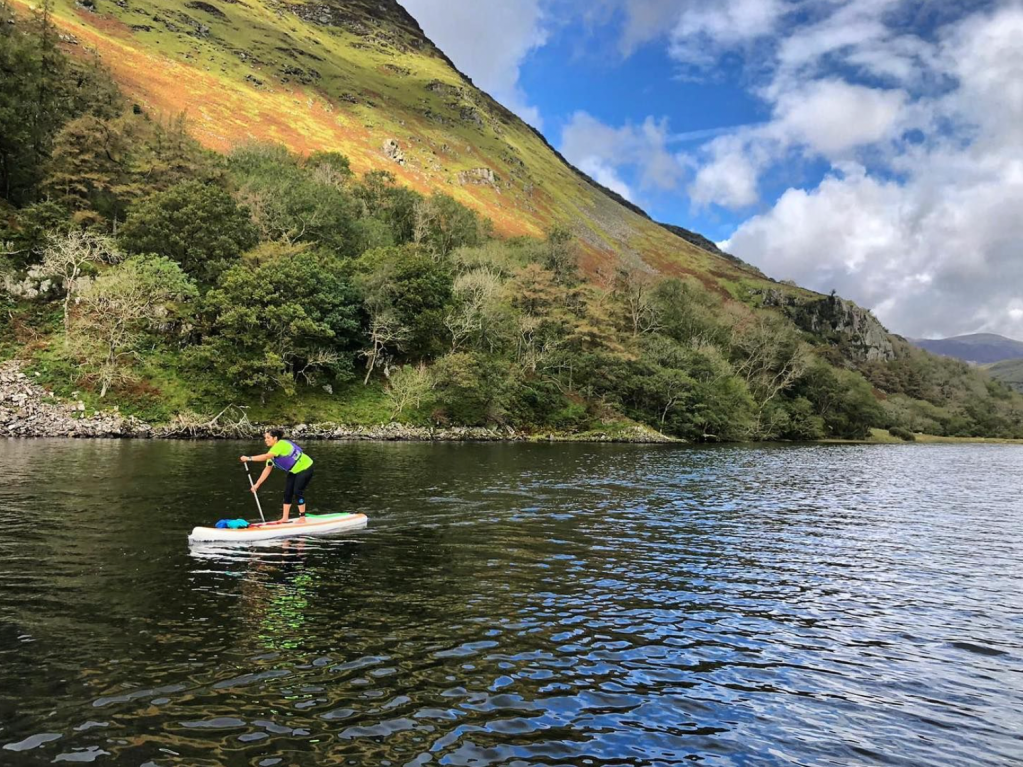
left=909, top=333, right=1023, bottom=364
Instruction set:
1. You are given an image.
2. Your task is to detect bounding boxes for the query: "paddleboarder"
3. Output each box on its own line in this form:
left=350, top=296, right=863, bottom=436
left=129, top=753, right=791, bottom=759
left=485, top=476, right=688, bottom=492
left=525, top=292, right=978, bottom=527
left=240, top=429, right=315, bottom=523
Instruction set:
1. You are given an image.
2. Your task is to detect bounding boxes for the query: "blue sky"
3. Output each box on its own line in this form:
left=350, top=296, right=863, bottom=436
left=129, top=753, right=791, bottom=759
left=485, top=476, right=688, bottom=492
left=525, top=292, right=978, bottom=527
left=518, top=27, right=766, bottom=241
left=399, top=1, right=1023, bottom=340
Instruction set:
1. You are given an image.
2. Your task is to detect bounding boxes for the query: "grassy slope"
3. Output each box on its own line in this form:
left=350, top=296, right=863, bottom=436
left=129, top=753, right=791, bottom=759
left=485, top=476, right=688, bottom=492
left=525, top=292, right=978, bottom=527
left=15, top=0, right=799, bottom=297
left=823, top=428, right=1023, bottom=445
left=984, top=359, right=1023, bottom=392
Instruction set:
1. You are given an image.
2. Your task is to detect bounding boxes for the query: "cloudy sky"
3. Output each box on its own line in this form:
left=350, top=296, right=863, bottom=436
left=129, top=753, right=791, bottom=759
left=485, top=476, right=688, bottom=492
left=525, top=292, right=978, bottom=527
left=398, top=0, right=1023, bottom=340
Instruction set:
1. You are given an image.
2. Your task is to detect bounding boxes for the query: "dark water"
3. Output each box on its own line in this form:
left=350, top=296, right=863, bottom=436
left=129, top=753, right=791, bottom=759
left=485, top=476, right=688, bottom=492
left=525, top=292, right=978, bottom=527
left=1, top=440, right=1021, bottom=766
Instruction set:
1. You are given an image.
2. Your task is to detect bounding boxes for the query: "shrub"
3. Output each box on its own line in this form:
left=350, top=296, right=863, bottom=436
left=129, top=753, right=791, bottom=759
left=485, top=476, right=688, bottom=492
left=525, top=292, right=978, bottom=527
left=888, top=426, right=916, bottom=441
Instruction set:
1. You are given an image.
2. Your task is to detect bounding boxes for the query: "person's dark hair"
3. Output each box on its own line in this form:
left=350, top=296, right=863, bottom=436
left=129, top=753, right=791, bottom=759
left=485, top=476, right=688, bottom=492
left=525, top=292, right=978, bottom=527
left=266, top=428, right=285, bottom=439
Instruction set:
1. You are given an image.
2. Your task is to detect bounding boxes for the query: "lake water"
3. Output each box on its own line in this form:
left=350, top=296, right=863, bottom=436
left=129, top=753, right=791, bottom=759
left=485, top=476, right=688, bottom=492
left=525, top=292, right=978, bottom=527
left=0, top=439, right=1021, bottom=766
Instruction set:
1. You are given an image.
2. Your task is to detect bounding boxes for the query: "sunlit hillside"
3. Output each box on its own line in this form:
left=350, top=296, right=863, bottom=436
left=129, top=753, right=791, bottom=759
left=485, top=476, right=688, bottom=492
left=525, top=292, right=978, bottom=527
left=14, top=0, right=776, bottom=291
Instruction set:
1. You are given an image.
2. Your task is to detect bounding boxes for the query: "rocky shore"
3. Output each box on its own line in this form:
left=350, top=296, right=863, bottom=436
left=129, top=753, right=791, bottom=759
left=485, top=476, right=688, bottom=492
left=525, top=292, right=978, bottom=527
left=0, top=361, right=677, bottom=443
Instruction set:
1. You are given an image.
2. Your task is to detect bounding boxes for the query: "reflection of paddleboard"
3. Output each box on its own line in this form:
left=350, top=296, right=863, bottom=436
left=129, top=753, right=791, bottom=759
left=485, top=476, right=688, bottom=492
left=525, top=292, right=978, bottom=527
left=188, top=513, right=367, bottom=544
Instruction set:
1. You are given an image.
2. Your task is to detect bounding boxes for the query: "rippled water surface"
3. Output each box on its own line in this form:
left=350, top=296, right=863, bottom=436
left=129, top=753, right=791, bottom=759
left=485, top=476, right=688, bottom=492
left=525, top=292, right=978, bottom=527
left=1, top=440, right=1022, bottom=766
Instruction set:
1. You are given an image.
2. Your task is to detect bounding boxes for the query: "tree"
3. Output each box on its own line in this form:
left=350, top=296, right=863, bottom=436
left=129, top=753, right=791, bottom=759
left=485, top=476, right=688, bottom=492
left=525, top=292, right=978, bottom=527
left=306, top=151, right=353, bottom=188
left=119, top=180, right=257, bottom=282
left=1, top=199, right=68, bottom=264
left=386, top=363, right=433, bottom=419
left=651, top=277, right=726, bottom=347
left=0, top=1, right=119, bottom=204
left=67, top=254, right=196, bottom=397
left=445, top=267, right=512, bottom=353
left=795, top=359, right=885, bottom=438
left=507, top=264, right=571, bottom=374
left=352, top=171, right=420, bottom=244
left=230, top=143, right=361, bottom=256
left=127, top=113, right=219, bottom=192
left=362, top=308, right=409, bottom=384
left=731, top=312, right=812, bottom=438
left=539, top=225, right=579, bottom=284
left=412, top=193, right=487, bottom=258
left=195, top=249, right=362, bottom=396
left=432, top=351, right=513, bottom=425
left=354, top=246, right=453, bottom=364
left=40, top=229, right=121, bottom=331
left=609, top=262, right=659, bottom=337
left=45, top=113, right=134, bottom=221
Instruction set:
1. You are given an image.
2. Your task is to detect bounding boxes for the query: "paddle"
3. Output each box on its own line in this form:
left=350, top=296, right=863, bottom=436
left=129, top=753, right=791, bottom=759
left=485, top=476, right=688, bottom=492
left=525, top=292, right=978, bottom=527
left=243, top=460, right=266, bottom=523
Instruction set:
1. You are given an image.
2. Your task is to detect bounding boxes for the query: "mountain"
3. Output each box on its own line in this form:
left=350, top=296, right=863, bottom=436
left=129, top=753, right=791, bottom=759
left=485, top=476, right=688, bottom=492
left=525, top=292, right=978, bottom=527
left=984, top=358, right=1023, bottom=393
left=910, top=333, right=1023, bottom=364
left=13, top=0, right=769, bottom=291
left=5, top=0, right=1023, bottom=442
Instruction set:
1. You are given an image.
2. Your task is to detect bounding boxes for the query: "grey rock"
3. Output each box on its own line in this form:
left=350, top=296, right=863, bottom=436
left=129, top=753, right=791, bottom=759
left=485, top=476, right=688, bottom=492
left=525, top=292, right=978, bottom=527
left=381, top=138, right=405, bottom=165
left=756, top=289, right=896, bottom=362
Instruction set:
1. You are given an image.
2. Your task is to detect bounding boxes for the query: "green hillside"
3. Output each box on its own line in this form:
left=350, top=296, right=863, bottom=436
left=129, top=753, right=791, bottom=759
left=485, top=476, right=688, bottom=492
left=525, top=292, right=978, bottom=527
left=2, top=0, right=1023, bottom=441
left=5, top=0, right=770, bottom=289
left=985, top=359, right=1023, bottom=393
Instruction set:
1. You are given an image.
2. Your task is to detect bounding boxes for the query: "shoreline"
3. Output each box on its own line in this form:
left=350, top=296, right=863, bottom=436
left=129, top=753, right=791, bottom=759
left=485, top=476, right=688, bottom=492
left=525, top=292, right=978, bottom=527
left=820, top=428, right=1023, bottom=446
left=0, top=361, right=678, bottom=444
left=6, top=363, right=1021, bottom=447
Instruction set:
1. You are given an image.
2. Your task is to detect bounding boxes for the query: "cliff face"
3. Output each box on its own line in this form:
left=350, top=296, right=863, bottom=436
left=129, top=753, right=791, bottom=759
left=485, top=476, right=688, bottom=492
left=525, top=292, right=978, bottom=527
left=757, top=290, right=896, bottom=362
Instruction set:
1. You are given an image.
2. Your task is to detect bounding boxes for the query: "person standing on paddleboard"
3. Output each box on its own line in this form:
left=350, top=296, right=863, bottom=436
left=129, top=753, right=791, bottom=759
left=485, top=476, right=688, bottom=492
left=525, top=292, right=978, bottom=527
left=240, top=429, right=314, bottom=523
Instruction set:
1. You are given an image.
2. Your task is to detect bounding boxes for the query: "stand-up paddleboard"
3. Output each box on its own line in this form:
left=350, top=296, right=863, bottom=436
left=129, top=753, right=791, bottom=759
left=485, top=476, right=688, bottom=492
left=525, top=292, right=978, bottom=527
left=188, top=513, right=367, bottom=544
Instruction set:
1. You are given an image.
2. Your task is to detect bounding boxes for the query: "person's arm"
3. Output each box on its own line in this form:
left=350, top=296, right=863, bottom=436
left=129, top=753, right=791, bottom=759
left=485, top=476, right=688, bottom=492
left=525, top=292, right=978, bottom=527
left=240, top=453, right=273, bottom=462
left=251, top=463, right=273, bottom=493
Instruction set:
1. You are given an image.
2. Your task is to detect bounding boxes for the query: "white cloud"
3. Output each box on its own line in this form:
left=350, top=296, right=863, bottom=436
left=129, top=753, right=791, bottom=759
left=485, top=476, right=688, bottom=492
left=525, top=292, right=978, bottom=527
left=560, top=111, right=684, bottom=201
left=668, top=0, right=788, bottom=67
left=682, top=77, right=910, bottom=210
left=940, top=3, right=1023, bottom=147
left=714, top=4, right=1023, bottom=337
left=614, top=0, right=681, bottom=56
left=723, top=154, right=1023, bottom=338
left=397, top=0, right=548, bottom=128
left=688, top=135, right=762, bottom=208
left=770, top=79, right=908, bottom=155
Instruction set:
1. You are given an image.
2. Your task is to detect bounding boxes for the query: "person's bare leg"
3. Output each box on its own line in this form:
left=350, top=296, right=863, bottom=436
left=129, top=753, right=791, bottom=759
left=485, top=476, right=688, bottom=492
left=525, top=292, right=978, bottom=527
left=298, top=502, right=307, bottom=521
left=281, top=503, right=291, bottom=522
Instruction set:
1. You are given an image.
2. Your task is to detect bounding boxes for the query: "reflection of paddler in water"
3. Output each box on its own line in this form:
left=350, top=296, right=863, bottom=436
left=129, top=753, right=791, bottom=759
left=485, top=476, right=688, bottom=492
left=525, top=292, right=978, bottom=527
left=240, top=429, right=315, bottom=522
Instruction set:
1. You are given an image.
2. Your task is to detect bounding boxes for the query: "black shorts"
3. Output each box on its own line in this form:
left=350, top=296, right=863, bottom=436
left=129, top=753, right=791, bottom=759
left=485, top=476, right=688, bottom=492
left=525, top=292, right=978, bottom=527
left=283, top=466, right=313, bottom=506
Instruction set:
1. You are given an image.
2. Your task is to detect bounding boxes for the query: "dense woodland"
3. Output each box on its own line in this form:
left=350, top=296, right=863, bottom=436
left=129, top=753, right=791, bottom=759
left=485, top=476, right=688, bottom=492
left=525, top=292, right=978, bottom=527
left=3, top=6, right=1022, bottom=441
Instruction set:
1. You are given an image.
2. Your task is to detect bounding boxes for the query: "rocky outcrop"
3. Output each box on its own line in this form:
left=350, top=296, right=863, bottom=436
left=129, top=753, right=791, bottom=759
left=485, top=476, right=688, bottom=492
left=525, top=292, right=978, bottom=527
left=0, top=362, right=152, bottom=438
left=381, top=138, right=405, bottom=165
left=457, top=167, right=498, bottom=188
left=756, top=290, right=896, bottom=362
left=185, top=2, right=227, bottom=20
left=459, top=105, right=484, bottom=128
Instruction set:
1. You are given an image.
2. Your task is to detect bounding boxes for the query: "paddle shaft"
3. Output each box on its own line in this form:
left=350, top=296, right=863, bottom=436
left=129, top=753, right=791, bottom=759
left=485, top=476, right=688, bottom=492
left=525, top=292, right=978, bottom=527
left=243, top=460, right=266, bottom=522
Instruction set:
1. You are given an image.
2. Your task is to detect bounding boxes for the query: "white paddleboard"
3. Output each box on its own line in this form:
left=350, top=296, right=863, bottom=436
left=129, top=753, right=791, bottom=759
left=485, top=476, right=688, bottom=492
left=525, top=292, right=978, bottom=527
left=188, top=513, right=367, bottom=543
